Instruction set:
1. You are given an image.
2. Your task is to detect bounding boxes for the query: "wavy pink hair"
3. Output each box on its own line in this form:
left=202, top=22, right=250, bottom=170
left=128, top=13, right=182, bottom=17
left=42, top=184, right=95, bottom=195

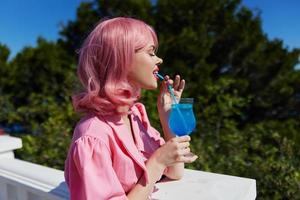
left=72, top=17, right=158, bottom=116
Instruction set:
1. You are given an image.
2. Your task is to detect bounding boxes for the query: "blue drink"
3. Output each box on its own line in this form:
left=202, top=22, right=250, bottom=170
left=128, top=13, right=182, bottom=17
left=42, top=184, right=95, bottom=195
left=168, top=98, right=196, bottom=136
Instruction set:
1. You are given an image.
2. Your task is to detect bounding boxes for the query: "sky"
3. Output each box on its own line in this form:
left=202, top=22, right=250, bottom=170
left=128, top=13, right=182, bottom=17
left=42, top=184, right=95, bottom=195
left=0, top=0, right=300, bottom=66
left=242, top=0, right=300, bottom=50
left=0, top=0, right=84, bottom=58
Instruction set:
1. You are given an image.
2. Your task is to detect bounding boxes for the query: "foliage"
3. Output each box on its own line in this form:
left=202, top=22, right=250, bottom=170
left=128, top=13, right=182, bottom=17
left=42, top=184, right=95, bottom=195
left=14, top=94, right=79, bottom=169
left=1, top=0, right=299, bottom=199
left=0, top=39, right=79, bottom=169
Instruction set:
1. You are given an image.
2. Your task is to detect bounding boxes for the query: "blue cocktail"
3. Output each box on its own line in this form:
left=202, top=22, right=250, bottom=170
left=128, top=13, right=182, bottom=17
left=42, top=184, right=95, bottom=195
left=153, top=72, right=196, bottom=136
left=168, top=98, right=196, bottom=136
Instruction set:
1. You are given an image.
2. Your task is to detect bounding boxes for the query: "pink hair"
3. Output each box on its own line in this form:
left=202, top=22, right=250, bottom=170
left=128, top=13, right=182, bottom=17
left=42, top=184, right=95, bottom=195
left=72, top=17, right=158, bottom=116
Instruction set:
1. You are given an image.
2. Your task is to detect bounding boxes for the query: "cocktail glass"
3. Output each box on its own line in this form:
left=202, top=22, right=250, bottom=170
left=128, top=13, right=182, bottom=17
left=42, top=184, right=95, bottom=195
left=168, top=98, right=196, bottom=136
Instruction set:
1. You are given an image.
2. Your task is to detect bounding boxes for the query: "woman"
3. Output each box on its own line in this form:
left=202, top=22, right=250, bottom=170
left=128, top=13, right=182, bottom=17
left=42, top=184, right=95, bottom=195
left=64, top=17, right=198, bottom=200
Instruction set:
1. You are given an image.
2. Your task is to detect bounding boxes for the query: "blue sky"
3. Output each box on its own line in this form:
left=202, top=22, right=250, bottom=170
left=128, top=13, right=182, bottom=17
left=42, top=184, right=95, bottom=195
left=0, top=0, right=300, bottom=66
left=0, top=0, right=84, bottom=58
left=242, top=0, right=300, bottom=50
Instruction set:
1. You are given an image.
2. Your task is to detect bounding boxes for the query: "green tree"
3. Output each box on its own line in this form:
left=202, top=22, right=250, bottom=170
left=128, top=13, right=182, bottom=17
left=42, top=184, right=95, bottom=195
left=0, top=44, right=15, bottom=122
left=0, top=38, right=79, bottom=169
left=58, top=0, right=299, bottom=198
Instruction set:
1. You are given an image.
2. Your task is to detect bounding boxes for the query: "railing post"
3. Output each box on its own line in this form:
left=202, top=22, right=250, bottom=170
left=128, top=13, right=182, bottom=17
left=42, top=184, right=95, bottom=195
left=0, top=135, right=23, bottom=200
left=0, top=135, right=22, bottom=159
left=0, top=134, right=69, bottom=200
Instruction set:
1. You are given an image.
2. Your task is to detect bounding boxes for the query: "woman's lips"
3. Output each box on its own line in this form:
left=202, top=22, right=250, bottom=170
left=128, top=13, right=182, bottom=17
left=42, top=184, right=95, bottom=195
left=153, top=66, right=160, bottom=80
left=153, top=72, right=159, bottom=80
left=153, top=66, right=159, bottom=72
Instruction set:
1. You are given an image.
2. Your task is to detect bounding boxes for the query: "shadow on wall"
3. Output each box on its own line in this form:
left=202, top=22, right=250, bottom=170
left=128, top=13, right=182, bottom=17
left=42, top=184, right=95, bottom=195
left=50, top=181, right=69, bottom=200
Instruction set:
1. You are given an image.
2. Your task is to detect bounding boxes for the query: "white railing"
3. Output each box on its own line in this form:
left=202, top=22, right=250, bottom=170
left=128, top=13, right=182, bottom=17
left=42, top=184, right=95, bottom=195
left=0, top=135, right=69, bottom=200
left=0, top=135, right=256, bottom=200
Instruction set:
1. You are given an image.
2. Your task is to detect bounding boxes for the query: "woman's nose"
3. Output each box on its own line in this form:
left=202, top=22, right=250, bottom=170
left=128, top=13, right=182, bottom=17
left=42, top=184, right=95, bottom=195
left=157, top=57, right=163, bottom=65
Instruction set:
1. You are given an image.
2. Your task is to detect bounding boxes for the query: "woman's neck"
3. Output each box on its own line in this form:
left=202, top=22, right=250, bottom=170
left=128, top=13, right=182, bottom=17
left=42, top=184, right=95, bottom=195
left=117, top=105, right=130, bottom=115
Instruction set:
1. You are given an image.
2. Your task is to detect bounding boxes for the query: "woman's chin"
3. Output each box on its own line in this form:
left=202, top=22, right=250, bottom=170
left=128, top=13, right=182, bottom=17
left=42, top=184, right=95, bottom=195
left=143, top=82, right=158, bottom=90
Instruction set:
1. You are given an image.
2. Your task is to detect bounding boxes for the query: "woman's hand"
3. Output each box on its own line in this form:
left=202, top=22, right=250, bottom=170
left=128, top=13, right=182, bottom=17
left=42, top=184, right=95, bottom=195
left=157, top=75, right=185, bottom=120
left=150, top=136, right=198, bottom=169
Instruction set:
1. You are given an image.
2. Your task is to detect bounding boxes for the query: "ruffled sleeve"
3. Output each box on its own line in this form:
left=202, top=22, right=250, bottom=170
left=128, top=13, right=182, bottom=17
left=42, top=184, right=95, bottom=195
left=66, top=136, right=127, bottom=200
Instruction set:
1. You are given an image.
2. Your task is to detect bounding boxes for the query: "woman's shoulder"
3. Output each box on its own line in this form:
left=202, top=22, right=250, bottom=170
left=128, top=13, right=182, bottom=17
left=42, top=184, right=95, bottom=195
left=72, top=114, right=113, bottom=142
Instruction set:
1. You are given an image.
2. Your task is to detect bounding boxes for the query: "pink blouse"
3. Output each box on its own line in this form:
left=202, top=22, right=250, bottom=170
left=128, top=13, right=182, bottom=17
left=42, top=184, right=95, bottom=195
left=64, top=103, right=165, bottom=200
